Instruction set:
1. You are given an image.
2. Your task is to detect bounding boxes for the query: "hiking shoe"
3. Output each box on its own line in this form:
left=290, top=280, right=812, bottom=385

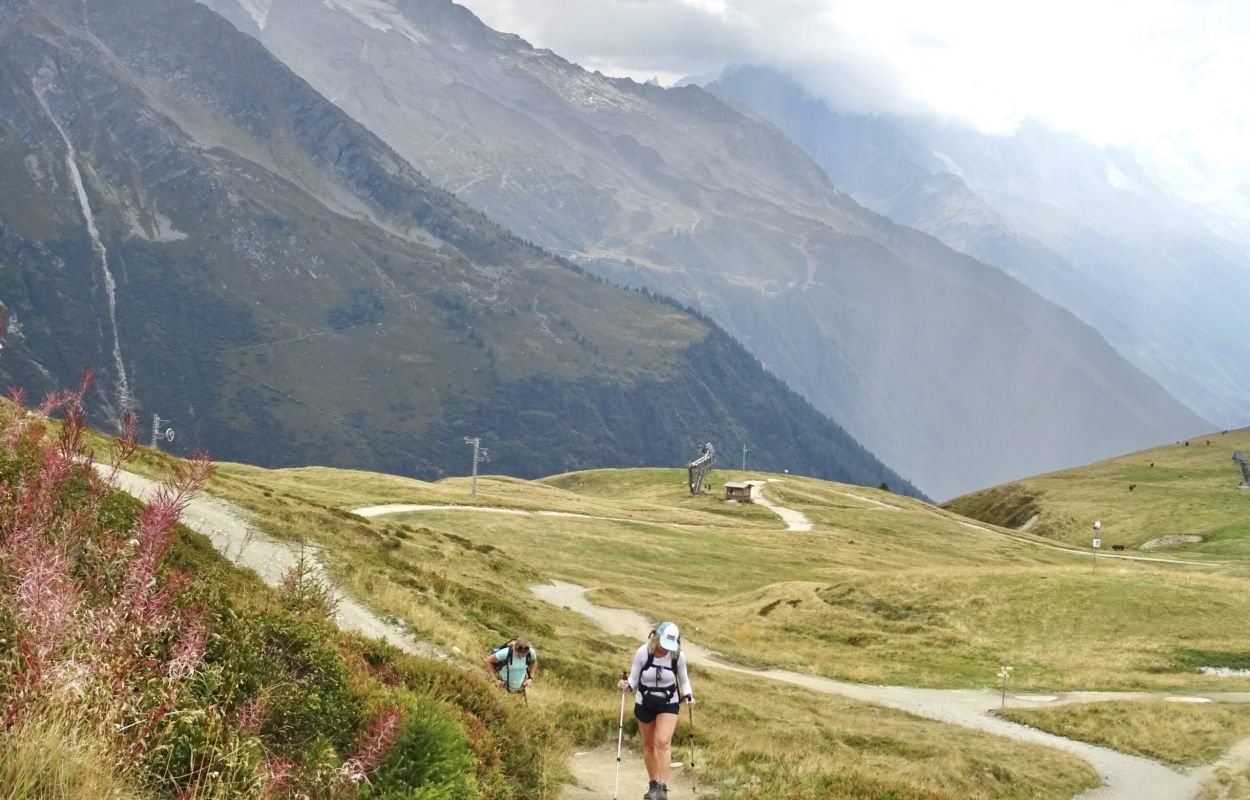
left=643, top=779, right=660, bottom=800
left=655, top=783, right=669, bottom=800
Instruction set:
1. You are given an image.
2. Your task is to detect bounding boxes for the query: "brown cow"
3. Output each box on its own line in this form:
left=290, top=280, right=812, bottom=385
left=1111, top=544, right=1125, bottom=552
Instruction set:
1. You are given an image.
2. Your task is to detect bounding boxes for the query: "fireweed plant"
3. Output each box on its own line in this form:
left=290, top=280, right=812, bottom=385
left=0, top=320, right=554, bottom=799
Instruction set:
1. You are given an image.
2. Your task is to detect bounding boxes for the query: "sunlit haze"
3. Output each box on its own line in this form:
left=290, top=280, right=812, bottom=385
left=456, top=0, right=1250, bottom=217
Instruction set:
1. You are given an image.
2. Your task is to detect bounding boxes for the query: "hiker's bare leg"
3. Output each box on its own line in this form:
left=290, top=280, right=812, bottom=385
left=638, top=718, right=658, bottom=777
left=649, top=713, right=678, bottom=782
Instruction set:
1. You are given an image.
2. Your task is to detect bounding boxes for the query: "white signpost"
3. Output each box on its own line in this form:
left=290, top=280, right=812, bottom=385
left=1092, top=520, right=1102, bottom=571
left=998, top=665, right=1014, bottom=708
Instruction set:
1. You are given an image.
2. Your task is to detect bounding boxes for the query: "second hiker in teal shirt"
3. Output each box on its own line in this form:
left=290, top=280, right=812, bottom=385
left=484, top=638, right=537, bottom=693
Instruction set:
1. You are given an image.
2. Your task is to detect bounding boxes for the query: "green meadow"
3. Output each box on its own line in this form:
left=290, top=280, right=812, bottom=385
left=92, top=428, right=1250, bottom=797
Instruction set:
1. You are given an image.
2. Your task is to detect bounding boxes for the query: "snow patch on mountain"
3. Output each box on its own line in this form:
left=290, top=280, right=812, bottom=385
left=322, top=0, right=427, bottom=45
left=932, top=150, right=965, bottom=180
left=1105, top=161, right=1133, bottom=190
left=235, top=0, right=271, bottom=30
left=124, top=207, right=189, bottom=243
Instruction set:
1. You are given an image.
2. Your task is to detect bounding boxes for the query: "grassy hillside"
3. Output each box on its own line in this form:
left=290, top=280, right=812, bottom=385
left=998, top=701, right=1250, bottom=768
left=0, top=395, right=556, bottom=800
left=91, top=455, right=1097, bottom=798
left=85, top=429, right=1250, bottom=796
left=944, top=428, right=1250, bottom=559
left=119, top=451, right=1250, bottom=694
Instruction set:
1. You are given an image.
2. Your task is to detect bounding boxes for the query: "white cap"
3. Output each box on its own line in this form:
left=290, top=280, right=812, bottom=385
left=656, top=621, right=680, bottom=651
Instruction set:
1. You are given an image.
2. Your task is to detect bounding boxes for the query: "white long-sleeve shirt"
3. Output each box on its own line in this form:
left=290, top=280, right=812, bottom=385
left=627, top=643, right=692, bottom=705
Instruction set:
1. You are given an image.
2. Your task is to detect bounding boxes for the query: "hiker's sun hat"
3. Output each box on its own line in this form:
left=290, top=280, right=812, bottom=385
left=656, top=621, right=680, bottom=651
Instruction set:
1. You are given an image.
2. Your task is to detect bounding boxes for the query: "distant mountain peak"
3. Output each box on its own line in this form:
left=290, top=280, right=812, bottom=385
left=709, top=63, right=1245, bottom=431
left=0, top=0, right=918, bottom=494
left=192, top=1, right=1213, bottom=497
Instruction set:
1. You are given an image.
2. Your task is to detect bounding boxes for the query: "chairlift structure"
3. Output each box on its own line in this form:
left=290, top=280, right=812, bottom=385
left=687, top=442, right=715, bottom=496
left=1234, top=451, right=1250, bottom=489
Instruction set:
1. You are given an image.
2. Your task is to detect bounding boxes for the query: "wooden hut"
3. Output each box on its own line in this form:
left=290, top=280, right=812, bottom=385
left=724, top=482, right=754, bottom=503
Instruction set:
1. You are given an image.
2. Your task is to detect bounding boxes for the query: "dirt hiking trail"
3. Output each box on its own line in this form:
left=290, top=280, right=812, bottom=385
left=353, top=480, right=814, bottom=533
left=103, top=465, right=1245, bottom=798
left=563, top=744, right=699, bottom=800
left=533, top=580, right=1242, bottom=800
left=754, top=480, right=812, bottom=531
left=102, top=467, right=442, bottom=659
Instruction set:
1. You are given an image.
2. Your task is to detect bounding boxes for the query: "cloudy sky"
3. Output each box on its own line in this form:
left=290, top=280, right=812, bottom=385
left=455, top=0, right=1250, bottom=216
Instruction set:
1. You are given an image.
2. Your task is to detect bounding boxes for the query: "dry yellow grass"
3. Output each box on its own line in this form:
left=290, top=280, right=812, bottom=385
left=1197, top=765, right=1250, bottom=800
left=74, top=432, right=1249, bottom=797
left=999, top=701, right=1250, bottom=767
left=946, top=427, right=1250, bottom=560
left=100, top=444, right=1250, bottom=692
left=0, top=710, right=146, bottom=800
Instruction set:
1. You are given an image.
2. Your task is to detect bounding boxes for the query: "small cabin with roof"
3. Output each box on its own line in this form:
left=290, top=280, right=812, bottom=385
left=724, top=482, right=754, bottom=503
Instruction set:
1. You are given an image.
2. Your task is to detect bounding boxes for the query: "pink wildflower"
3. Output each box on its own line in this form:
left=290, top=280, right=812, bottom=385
left=261, top=755, right=294, bottom=798
left=14, top=541, right=80, bottom=673
left=166, top=614, right=208, bottom=683
left=235, top=696, right=266, bottom=736
left=338, top=704, right=406, bottom=786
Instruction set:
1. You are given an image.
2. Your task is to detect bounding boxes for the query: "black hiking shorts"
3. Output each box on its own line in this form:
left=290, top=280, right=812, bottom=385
left=634, top=701, right=680, bottom=724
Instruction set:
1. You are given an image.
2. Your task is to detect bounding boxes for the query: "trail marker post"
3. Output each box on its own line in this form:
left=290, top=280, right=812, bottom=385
left=998, top=665, right=1013, bottom=708
left=1092, top=520, right=1102, bottom=572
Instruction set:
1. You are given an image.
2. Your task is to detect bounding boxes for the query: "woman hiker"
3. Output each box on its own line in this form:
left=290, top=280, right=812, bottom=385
left=617, top=621, right=695, bottom=800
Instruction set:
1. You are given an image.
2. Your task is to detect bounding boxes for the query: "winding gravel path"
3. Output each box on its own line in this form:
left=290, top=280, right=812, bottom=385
left=354, top=487, right=815, bottom=533
left=102, top=467, right=442, bottom=659
left=533, top=580, right=1213, bottom=800
left=353, top=503, right=635, bottom=524
left=755, top=479, right=813, bottom=531
left=100, top=465, right=1245, bottom=798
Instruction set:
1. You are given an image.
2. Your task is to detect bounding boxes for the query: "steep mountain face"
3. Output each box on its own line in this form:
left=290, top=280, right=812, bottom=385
left=709, top=65, right=1250, bottom=431
left=0, top=0, right=918, bottom=494
left=199, top=0, right=1210, bottom=499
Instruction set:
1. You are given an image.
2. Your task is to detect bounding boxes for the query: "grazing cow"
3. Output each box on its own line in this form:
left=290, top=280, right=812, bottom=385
left=1128, top=484, right=1136, bottom=492
left=1111, top=544, right=1125, bottom=552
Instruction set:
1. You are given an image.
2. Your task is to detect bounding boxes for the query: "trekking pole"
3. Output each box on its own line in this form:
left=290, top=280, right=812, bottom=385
left=614, top=672, right=628, bottom=800
left=687, top=699, right=697, bottom=795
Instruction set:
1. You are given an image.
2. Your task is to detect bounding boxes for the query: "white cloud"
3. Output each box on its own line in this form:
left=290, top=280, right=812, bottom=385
left=456, top=0, right=1250, bottom=214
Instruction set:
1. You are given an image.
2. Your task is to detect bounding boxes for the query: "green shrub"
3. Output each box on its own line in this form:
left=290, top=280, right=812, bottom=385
left=364, top=695, right=477, bottom=800
left=146, top=706, right=266, bottom=799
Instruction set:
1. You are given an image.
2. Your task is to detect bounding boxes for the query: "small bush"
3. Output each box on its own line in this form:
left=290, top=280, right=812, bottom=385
left=363, top=695, right=477, bottom=800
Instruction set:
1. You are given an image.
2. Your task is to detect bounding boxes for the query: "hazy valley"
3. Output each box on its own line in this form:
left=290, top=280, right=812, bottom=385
left=195, top=0, right=1211, bottom=499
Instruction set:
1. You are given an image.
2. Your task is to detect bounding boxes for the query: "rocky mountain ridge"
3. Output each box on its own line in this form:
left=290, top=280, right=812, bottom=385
left=0, top=0, right=917, bottom=494
left=709, top=65, right=1249, bottom=431
left=197, top=0, right=1211, bottom=498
